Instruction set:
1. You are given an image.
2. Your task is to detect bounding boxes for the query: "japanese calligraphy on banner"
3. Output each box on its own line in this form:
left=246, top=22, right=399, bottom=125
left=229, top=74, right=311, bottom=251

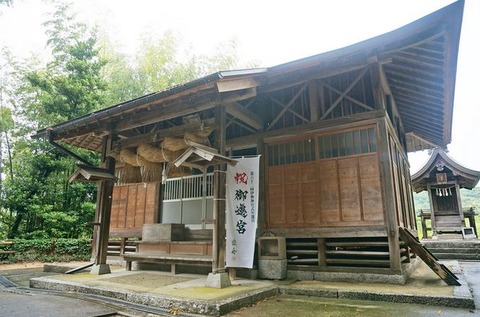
left=226, top=156, right=260, bottom=268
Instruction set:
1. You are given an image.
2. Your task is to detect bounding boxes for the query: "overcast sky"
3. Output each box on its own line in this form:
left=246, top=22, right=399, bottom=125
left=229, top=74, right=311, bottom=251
left=0, top=0, right=478, bottom=174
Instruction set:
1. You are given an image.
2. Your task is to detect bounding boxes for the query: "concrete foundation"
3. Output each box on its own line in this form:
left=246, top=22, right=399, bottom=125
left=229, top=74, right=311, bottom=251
left=205, top=272, right=232, bottom=288
left=90, top=264, right=111, bottom=275
left=287, top=258, right=422, bottom=285
left=258, top=259, right=287, bottom=280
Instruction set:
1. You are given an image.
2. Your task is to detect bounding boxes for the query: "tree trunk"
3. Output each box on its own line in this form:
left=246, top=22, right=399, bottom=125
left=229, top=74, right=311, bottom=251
left=7, top=212, right=23, bottom=239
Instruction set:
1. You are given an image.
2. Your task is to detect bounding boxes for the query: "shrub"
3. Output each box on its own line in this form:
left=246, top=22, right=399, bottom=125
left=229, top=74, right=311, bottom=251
left=0, top=238, right=91, bottom=263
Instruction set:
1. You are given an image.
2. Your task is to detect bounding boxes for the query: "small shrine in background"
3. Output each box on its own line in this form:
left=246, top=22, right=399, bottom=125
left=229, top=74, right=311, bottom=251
left=412, top=148, right=480, bottom=239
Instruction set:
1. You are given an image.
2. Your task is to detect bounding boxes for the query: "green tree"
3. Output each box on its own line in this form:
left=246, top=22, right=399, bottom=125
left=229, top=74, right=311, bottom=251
left=0, top=1, right=103, bottom=239
left=102, top=31, right=248, bottom=105
left=24, top=2, right=106, bottom=126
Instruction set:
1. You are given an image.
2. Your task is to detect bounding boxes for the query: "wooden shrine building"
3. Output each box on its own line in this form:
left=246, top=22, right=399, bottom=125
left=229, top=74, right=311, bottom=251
left=35, top=1, right=464, bottom=282
left=412, top=148, right=480, bottom=239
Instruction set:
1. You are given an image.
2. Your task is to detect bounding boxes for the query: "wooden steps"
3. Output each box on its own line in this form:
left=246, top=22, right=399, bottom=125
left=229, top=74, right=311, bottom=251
left=398, top=227, right=460, bottom=286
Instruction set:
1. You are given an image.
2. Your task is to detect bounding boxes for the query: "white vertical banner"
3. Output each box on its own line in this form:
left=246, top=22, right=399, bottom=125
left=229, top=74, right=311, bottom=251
left=226, top=156, right=260, bottom=268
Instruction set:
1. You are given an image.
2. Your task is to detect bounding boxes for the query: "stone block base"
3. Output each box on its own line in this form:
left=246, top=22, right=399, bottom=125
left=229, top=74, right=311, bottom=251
left=90, top=264, right=111, bottom=275
left=205, top=272, right=231, bottom=288
left=258, top=259, right=287, bottom=280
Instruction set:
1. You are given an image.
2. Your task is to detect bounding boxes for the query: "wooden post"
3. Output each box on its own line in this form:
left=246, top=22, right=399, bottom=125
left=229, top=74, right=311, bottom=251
left=427, top=184, right=437, bottom=237
left=256, top=141, right=266, bottom=235
left=213, top=105, right=227, bottom=274
left=420, top=211, right=429, bottom=239
left=92, top=134, right=116, bottom=274
left=318, top=238, right=327, bottom=269
left=96, top=161, right=115, bottom=264
left=368, top=62, right=385, bottom=110
left=308, top=80, right=319, bottom=122
left=455, top=183, right=466, bottom=227
left=376, top=119, right=401, bottom=272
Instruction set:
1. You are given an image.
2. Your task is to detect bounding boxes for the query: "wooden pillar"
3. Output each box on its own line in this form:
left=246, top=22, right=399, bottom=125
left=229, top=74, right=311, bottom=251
left=308, top=80, right=319, bottom=122
left=94, top=134, right=116, bottom=267
left=377, top=119, right=401, bottom=272
left=212, top=105, right=227, bottom=273
left=368, top=61, right=385, bottom=110
left=318, top=238, right=327, bottom=269
left=427, top=184, right=437, bottom=237
left=455, top=183, right=466, bottom=227
left=256, top=140, right=266, bottom=236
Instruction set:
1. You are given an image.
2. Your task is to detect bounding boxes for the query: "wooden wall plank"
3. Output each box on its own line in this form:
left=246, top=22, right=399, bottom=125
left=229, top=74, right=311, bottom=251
left=145, top=183, right=158, bottom=224
left=338, top=158, right=362, bottom=222
left=302, top=163, right=320, bottom=224
left=266, top=154, right=385, bottom=228
left=110, top=182, right=160, bottom=235
left=125, top=184, right=137, bottom=227
left=135, top=184, right=147, bottom=227
left=319, top=160, right=341, bottom=224
left=118, top=186, right=129, bottom=228
left=268, top=184, right=285, bottom=225
left=359, top=155, right=384, bottom=221
left=110, top=187, right=120, bottom=228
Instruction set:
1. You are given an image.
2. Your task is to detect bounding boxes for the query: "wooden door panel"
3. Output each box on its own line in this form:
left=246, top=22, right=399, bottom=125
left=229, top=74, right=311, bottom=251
left=111, top=187, right=121, bottom=228
left=268, top=184, right=285, bottom=225
left=145, top=183, right=158, bottom=224
left=338, top=159, right=361, bottom=222
left=284, top=165, right=300, bottom=184
left=117, top=186, right=129, bottom=228
left=134, top=185, right=147, bottom=227
left=268, top=167, right=284, bottom=185
left=301, top=162, right=318, bottom=182
left=302, top=183, right=320, bottom=224
left=126, top=185, right=137, bottom=227
left=285, top=183, right=302, bottom=223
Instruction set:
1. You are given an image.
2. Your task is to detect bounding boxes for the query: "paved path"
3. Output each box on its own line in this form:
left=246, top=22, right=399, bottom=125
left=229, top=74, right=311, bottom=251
left=1, top=261, right=479, bottom=316
left=462, top=261, right=480, bottom=309
left=226, top=260, right=480, bottom=316
left=0, top=288, right=117, bottom=317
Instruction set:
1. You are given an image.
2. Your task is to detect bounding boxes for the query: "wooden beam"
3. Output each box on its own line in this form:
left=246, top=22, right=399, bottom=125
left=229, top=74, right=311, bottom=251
left=217, top=77, right=260, bottom=93
left=308, top=80, right=319, bottom=122
left=228, top=118, right=257, bottom=133
left=212, top=105, right=227, bottom=274
left=116, top=100, right=216, bottom=132
left=320, top=67, right=369, bottom=120
left=227, top=109, right=386, bottom=148
left=224, top=102, right=263, bottom=131
left=270, top=97, right=310, bottom=124
left=260, top=61, right=369, bottom=94
left=267, top=83, right=308, bottom=131
left=323, top=83, right=374, bottom=111
left=114, top=119, right=215, bottom=149
left=379, top=29, right=446, bottom=57
left=94, top=134, right=116, bottom=266
left=113, top=89, right=256, bottom=133
left=376, top=119, right=401, bottom=271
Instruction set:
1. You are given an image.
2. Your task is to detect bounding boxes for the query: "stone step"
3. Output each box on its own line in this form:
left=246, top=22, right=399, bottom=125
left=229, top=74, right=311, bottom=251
left=426, top=247, right=480, bottom=254
left=422, top=241, right=480, bottom=249
left=432, top=253, right=480, bottom=260
left=421, top=240, right=480, bottom=260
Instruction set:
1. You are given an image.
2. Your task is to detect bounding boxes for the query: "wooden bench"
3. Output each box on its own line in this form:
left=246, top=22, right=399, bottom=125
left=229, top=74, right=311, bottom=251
left=120, top=226, right=213, bottom=274
left=0, top=240, right=15, bottom=257
left=123, top=252, right=212, bottom=274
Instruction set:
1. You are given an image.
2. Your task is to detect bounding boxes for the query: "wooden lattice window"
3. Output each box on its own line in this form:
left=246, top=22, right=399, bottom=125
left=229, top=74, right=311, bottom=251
left=268, top=139, right=316, bottom=166
left=318, top=127, right=376, bottom=159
